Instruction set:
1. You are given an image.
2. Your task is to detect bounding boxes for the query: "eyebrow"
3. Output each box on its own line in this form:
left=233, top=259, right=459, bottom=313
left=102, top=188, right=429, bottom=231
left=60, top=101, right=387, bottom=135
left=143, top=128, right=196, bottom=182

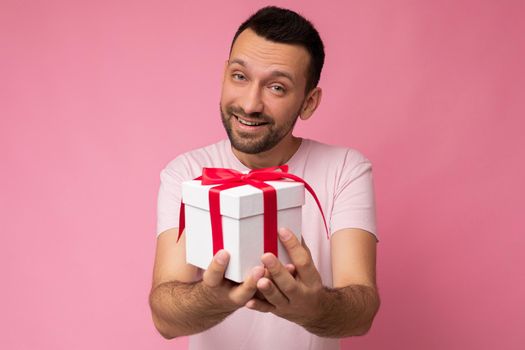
left=228, top=58, right=295, bottom=83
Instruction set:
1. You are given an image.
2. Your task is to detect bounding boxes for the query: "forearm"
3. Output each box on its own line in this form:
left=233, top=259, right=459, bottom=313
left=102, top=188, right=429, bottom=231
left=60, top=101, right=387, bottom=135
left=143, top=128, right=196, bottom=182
left=149, top=280, right=234, bottom=339
left=302, top=284, right=380, bottom=338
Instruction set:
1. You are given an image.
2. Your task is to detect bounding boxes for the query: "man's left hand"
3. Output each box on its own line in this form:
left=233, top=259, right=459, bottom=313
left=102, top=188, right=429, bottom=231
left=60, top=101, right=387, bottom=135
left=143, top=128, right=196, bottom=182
left=245, top=227, right=326, bottom=327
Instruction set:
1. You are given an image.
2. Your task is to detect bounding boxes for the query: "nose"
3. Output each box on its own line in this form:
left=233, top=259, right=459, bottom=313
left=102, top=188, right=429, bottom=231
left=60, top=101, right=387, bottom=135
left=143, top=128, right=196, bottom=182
left=239, top=83, right=264, bottom=115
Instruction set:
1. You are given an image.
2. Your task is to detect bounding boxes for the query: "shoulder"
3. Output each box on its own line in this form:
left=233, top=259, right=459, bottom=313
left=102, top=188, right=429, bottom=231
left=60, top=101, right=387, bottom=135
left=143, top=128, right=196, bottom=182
left=303, top=139, right=372, bottom=173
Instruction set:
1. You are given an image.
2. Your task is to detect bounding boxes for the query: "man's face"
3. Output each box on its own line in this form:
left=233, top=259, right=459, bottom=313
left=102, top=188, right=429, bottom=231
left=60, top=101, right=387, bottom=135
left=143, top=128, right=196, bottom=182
left=220, top=29, right=311, bottom=154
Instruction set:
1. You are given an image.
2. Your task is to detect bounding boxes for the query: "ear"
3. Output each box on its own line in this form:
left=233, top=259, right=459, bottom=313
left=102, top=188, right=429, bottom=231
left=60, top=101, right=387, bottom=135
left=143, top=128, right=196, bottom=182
left=299, top=87, right=322, bottom=121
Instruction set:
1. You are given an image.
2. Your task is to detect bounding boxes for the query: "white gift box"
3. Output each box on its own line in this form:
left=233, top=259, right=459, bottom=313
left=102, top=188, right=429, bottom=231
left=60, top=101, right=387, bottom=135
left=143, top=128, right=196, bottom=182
left=182, top=179, right=304, bottom=283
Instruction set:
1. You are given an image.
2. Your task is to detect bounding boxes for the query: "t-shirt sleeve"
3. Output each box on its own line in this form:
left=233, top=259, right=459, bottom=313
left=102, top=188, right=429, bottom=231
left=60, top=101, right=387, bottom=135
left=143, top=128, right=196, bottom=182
left=156, top=155, right=190, bottom=237
left=330, top=150, right=378, bottom=240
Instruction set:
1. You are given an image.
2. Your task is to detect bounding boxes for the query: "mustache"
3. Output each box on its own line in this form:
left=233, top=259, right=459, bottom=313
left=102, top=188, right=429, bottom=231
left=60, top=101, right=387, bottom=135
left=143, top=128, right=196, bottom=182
left=227, top=106, right=273, bottom=123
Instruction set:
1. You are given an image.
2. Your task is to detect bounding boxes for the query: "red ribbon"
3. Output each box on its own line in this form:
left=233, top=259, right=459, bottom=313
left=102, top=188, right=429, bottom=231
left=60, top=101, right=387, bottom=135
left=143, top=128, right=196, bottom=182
left=177, top=165, right=329, bottom=256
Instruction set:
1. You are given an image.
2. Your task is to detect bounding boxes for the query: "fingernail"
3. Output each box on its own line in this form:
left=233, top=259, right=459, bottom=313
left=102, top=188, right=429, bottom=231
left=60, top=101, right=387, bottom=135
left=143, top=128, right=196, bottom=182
left=214, top=250, right=228, bottom=265
left=258, top=278, right=271, bottom=291
left=278, top=227, right=292, bottom=241
left=261, top=253, right=276, bottom=268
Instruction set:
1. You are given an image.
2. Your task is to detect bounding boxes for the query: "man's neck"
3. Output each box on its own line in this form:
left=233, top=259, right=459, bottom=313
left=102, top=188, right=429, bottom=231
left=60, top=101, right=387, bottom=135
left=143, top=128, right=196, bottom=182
left=232, top=135, right=302, bottom=169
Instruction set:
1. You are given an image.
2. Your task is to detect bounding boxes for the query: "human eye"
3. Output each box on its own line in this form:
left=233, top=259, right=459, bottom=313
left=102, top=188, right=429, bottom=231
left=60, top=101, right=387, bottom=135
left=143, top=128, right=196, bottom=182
left=231, top=72, right=246, bottom=81
left=269, top=84, right=286, bottom=95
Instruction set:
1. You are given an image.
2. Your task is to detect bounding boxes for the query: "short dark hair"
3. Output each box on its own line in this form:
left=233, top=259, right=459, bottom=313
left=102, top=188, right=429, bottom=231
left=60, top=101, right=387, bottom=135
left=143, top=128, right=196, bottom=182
left=231, top=6, right=325, bottom=93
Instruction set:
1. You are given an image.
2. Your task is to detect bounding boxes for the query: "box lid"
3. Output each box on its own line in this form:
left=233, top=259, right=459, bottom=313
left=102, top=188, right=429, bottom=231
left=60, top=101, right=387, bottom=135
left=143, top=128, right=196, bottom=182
left=182, top=180, right=305, bottom=219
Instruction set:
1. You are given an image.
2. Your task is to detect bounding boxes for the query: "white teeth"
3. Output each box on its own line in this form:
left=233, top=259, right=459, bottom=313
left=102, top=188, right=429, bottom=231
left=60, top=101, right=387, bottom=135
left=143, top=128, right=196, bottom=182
left=237, top=117, right=263, bottom=126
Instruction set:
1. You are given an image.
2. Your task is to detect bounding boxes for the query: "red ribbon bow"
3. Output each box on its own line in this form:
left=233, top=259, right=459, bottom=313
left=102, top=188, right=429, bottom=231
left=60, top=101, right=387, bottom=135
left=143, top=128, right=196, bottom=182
left=177, top=165, right=328, bottom=256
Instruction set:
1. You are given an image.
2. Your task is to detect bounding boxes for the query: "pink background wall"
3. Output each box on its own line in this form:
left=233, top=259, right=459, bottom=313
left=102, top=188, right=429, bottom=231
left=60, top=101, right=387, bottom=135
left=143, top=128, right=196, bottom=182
left=1, top=0, right=524, bottom=349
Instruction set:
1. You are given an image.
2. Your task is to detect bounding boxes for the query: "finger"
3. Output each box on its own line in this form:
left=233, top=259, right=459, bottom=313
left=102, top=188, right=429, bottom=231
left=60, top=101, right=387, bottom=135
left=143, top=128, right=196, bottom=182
left=301, top=237, right=312, bottom=255
left=245, top=298, right=274, bottom=313
left=229, top=265, right=265, bottom=305
left=278, top=227, right=321, bottom=286
left=261, top=253, right=298, bottom=298
left=202, top=250, right=229, bottom=287
left=255, top=269, right=269, bottom=301
left=284, top=263, right=296, bottom=276
left=257, top=277, right=289, bottom=307
left=254, top=289, right=267, bottom=301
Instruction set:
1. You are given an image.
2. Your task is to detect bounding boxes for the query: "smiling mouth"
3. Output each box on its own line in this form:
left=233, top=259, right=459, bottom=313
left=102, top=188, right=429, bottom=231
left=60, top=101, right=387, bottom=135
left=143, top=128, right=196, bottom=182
left=234, top=114, right=269, bottom=126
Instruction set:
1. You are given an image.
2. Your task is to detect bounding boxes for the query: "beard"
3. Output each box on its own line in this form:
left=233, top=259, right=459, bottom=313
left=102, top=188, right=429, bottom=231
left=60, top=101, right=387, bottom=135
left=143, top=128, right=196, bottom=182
left=220, top=104, right=300, bottom=154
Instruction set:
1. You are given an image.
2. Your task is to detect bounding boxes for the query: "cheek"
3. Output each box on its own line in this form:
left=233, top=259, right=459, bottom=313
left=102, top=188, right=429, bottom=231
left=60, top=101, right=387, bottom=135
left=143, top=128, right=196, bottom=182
left=220, top=82, right=241, bottom=106
left=265, top=98, right=302, bottom=120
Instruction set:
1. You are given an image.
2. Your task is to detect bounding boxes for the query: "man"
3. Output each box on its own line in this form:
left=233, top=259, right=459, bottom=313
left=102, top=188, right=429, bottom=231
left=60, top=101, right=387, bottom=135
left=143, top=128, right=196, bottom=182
left=149, top=6, right=379, bottom=350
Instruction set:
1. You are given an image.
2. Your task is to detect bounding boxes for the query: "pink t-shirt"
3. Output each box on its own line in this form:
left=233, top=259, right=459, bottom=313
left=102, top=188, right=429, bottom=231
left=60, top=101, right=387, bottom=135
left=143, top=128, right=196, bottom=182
left=156, top=138, right=377, bottom=350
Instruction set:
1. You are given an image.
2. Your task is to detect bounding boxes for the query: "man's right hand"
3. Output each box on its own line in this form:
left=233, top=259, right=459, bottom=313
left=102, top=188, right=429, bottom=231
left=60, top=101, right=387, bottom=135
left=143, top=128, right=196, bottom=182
left=150, top=229, right=265, bottom=339
left=200, top=250, right=266, bottom=313
left=150, top=227, right=267, bottom=339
